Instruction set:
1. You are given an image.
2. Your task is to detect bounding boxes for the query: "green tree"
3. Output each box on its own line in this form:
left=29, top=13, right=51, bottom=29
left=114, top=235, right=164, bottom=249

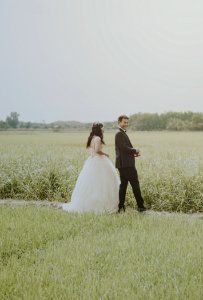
left=0, top=120, right=8, bottom=130
left=166, top=118, right=186, bottom=131
left=6, top=112, right=20, bottom=128
left=191, top=113, right=203, bottom=130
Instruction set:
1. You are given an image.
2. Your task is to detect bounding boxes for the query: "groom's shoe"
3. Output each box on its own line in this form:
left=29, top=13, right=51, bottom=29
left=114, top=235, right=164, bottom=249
left=137, top=206, right=146, bottom=213
left=118, top=205, right=126, bottom=213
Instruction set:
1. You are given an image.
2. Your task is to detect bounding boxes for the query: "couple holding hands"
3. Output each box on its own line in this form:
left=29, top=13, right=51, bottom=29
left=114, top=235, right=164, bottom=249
left=63, top=115, right=146, bottom=213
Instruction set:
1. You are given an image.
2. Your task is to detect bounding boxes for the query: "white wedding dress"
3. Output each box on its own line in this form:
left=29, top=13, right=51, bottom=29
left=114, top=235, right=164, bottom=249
left=62, top=136, right=120, bottom=213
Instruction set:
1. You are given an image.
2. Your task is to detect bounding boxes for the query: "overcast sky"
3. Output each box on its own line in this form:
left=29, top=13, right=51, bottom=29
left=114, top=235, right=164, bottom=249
left=0, top=0, right=203, bottom=123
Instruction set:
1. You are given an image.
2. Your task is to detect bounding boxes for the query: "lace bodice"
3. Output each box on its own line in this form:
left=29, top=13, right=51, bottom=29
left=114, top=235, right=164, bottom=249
left=89, top=136, right=102, bottom=156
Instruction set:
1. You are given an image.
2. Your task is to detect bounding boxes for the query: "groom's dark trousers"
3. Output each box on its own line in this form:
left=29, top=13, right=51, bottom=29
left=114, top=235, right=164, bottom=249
left=115, top=128, right=144, bottom=209
left=118, top=167, right=144, bottom=209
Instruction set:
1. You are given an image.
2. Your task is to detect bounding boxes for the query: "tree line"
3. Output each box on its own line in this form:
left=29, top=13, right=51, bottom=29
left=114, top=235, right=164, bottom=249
left=129, top=111, right=203, bottom=131
left=1, top=111, right=203, bottom=131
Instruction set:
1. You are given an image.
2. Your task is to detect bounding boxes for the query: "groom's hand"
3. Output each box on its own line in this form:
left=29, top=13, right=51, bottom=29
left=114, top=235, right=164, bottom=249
left=134, top=148, right=141, bottom=157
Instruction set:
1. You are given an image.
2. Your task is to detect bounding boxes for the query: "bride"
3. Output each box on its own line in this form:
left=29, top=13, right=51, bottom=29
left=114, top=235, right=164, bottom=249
left=62, top=122, right=120, bottom=213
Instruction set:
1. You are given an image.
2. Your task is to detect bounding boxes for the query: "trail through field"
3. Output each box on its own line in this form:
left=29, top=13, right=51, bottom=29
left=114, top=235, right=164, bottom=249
left=1, top=199, right=202, bottom=219
left=0, top=199, right=63, bottom=208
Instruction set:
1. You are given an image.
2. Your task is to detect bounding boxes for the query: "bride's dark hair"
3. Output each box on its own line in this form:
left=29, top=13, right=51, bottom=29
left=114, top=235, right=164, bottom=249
left=86, top=122, right=105, bottom=148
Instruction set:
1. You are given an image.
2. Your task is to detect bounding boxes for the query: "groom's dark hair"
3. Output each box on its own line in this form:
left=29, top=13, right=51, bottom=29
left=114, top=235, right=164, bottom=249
left=118, top=115, right=129, bottom=123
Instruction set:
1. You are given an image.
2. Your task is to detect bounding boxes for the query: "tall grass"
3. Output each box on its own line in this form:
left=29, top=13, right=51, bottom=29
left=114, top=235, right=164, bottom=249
left=0, top=131, right=202, bottom=212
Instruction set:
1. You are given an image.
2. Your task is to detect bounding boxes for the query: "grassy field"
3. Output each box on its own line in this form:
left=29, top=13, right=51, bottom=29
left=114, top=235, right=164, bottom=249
left=0, top=205, right=203, bottom=300
left=0, top=131, right=203, bottom=299
left=0, top=131, right=202, bottom=212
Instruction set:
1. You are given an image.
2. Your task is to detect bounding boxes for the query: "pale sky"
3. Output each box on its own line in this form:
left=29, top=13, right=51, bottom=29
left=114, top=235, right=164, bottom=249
left=0, top=0, right=203, bottom=123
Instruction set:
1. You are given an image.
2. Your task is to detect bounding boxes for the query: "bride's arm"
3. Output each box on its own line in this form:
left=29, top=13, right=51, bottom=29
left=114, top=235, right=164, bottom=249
left=96, top=150, right=109, bottom=157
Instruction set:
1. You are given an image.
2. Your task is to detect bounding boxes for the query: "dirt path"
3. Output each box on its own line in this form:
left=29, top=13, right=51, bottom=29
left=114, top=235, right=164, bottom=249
left=0, top=199, right=202, bottom=219
left=0, top=199, right=63, bottom=208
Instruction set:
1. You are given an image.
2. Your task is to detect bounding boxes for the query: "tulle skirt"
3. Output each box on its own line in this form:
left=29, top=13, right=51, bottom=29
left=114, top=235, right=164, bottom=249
left=62, top=155, right=120, bottom=213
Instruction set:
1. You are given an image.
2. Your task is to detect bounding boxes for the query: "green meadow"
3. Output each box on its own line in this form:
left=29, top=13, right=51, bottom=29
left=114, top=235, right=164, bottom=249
left=0, top=131, right=202, bottom=212
left=0, top=131, right=203, bottom=299
left=0, top=206, right=203, bottom=300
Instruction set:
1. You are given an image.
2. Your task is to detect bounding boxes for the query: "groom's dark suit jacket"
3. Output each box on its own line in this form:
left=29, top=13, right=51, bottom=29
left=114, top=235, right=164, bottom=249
left=115, top=128, right=138, bottom=169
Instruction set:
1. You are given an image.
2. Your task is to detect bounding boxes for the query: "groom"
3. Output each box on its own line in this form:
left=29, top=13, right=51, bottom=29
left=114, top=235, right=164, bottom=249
left=115, top=115, right=146, bottom=212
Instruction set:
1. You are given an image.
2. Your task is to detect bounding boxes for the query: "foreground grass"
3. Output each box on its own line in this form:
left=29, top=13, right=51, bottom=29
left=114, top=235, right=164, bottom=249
left=0, top=206, right=203, bottom=299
